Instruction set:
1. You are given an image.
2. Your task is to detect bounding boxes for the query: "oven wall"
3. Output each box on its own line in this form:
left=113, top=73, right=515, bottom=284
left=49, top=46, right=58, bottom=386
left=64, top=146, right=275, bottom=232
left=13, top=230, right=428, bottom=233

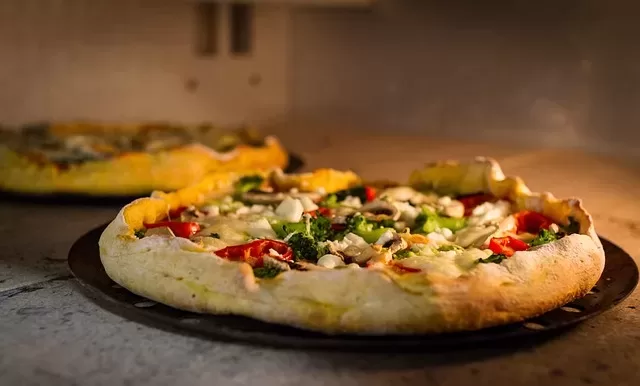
left=0, top=0, right=638, bottom=157
left=290, top=0, right=640, bottom=157
left=0, top=0, right=291, bottom=127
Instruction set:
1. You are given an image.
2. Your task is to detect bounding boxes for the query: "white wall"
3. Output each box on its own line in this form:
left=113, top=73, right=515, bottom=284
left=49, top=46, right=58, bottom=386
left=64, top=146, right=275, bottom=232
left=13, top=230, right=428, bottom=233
left=0, top=0, right=291, bottom=127
left=290, top=0, right=640, bottom=156
left=0, top=0, right=638, bottom=157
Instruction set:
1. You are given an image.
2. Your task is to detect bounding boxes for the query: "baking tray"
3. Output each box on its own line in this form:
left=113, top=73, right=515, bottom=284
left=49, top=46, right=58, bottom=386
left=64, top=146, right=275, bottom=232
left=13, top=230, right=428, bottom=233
left=68, top=226, right=638, bottom=351
left=0, top=153, right=304, bottom=205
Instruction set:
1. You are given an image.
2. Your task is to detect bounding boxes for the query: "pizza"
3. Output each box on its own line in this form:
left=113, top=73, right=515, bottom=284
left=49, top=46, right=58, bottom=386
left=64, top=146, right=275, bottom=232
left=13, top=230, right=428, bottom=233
left=98, top=157, right=604, bottom=335
left=0, top=122, right=287, bottom=196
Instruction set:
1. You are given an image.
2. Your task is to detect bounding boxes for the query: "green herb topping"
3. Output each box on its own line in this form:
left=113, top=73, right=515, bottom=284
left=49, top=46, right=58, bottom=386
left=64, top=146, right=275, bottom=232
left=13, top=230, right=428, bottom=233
left=253, top=266, right=284, bottom=279
left=235, top=175, right=264, bottom=193
left=477, top=254, right=507, bottom=264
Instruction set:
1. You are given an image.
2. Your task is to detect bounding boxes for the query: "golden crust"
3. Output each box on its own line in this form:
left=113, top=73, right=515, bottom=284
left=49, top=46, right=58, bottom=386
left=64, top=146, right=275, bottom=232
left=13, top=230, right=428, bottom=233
left=98, top=157, right=605, bottom=335
left=0, top=136, right=288, bottom=195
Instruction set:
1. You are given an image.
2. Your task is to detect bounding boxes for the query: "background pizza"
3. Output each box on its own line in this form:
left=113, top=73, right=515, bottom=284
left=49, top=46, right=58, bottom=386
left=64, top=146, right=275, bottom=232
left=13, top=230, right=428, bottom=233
left=0, top=121, right=288, bottom=196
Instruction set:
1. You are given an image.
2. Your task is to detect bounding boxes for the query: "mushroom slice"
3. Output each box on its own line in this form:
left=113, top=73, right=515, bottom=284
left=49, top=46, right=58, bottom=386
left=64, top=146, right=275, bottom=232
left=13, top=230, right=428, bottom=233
left=359, top=200, right=401, bottom=221
left=240, top=191, right=322, bottom=205
left=455, top=225, right=498, bottom=248
left=385, top=234, right=409, bottom=254
left=180, top=206, right=207, bottom=221
left=144, top=226, right=175, bottom=237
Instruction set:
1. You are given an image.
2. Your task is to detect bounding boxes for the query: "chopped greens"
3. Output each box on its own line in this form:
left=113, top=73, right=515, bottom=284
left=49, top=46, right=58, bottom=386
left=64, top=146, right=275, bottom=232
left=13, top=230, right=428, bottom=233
left=413, top=208, right=467, bottom=234
left=477, top=254, right=507, bottom=264
left=309, top=215, right=332, bottom=242
left=393, top=249, right=414, bottom=260
left=529, top=229, right=559, bottom=247
left=134, top=229, right=146, bottom=239
left=437, top=244, right=463, bottom=252
left=253, top=266, right=283, bottom=279
left=235, top=175, right=264, bottom=193
left=209, top=233, right=220, bottom=239
left=321, top=186, right=367, bottom=207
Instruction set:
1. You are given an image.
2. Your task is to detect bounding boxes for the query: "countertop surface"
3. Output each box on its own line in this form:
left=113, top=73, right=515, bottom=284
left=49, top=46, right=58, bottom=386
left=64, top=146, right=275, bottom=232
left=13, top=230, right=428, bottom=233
left=1, top=135, right=639, bottom=386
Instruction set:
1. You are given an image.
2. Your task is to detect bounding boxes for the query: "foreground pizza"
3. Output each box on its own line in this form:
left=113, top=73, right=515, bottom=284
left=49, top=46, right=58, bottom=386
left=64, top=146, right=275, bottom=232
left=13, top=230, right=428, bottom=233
left=0, top=122, right=287, bottom=195
left=98, top=158, right=604, bottom=335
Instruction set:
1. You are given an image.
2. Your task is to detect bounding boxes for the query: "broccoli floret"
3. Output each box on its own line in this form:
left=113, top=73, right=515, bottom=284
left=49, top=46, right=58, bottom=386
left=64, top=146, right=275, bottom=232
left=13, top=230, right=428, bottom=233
left=287, top=232, right=326, bottom=262
left=413, top=208, right=467, bottom=234
left=235, top=175, right=264, bottom=193
left=310, top=215, right=332, bottom=241
left=343, top=214, right=393, bottom=243
left=529, top=229, right=559, bottom=247
left=272, top=216, right=333, bottom=241
left=321, top=186, right=368, bottom=207
left=320, top=194, right=339, bottom=208
left=253, top=266, right=284, bottom=279
left=477, top=254, right=507, bottom=264
left=377, top=218, right=397, bottom=229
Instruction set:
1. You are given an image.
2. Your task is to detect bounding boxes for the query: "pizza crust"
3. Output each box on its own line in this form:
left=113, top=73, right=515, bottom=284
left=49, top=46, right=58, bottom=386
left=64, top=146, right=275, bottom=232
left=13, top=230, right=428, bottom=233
left=98, top=157, right=605, bottom=334
left=0, top=135, right=287, bottom=195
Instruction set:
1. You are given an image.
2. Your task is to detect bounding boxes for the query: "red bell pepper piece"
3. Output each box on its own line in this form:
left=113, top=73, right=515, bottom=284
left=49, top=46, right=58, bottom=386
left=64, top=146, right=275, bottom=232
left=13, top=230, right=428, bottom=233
left=488, top=236, right=529, bottom=257
left=391, top=264, right=422, bottom=274
left=457, top=193, right=497, bottom=216
left=144, top=221, right=201, bottom=238
left=364, top=186, right=377, bottom=202
left=513, top=210, right=553, bottom=234
left=214, top=239, right=293, bottom=267
left=305, top=207, right=332, bottom=218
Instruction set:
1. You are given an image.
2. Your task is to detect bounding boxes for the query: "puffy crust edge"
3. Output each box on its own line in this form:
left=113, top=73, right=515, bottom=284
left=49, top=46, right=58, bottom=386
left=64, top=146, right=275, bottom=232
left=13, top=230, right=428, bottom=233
left=98, top=157, right=605, bottom=335
left=0, top=136, right=287, bottom=195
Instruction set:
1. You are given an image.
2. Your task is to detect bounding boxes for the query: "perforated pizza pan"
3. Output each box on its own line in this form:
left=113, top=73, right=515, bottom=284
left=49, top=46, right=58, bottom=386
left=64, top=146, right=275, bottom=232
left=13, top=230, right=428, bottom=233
left=68, top=225, right=638, bottom=351
left=0, top=153, right=305, bottom=205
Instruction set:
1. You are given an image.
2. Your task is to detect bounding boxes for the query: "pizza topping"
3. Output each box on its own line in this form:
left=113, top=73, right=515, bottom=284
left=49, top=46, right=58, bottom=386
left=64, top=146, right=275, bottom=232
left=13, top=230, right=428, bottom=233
left=359, top=200, right=400, bottom=222
left=317, top=254, right=345, bottom=269
left=529, top=228, right=561, bottom=247
left=286, top=232, right=327, bottom=262
left=144, top=221, right=201, bottom=239
left=513, top=210, right=553, bottom=234
left=457, top=193, right=497, bottom=216
left=488, top=236, right=529, bottom=257
left=413, top=207, right=467, bottom=234
left=563, top=216, right=580, bottom=234
left=321, top=185, right=377, bottom=208
left=6, top=124, right=270, bottom=165
left=454, top=225, right=498, bottom=248
left=275, top=197, right=305, bottom=223
left=133, top=175, right=580, bottom=274
left=342, top=214, right=395, bottom=244
left=468, top=200, right=512, bottom=226
left=477, top=253, right=507, bottom=264
left=235, top=175, right=265, bottom=194
left=145, top=226, right=175, bottom=237
left=214, top=239, right=293, bottom=267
